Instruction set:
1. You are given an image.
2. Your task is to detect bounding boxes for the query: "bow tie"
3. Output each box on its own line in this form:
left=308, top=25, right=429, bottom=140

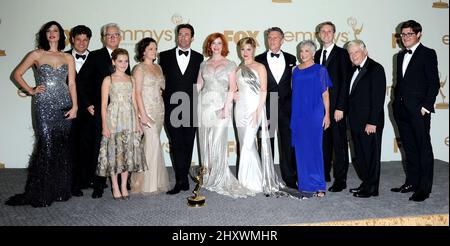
left=178, top=50, right=189, bottom=56
left=404, top=49, right=412, bottom=54
left=270, top=52, right=280, bottom=58
left=76, top=54, right=86, bottom=60
left=355, top=65, right=362, bottom=71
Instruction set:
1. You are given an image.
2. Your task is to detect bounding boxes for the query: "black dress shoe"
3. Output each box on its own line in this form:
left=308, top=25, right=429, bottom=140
left=72, top=189, right=83, bottom=197
left=349, top=187, right=362, bottom=193
left=391, top=184, right=414, bottom=193
left=286, top=183, right=298, bottom=190
left=166, top=184, right=189, bottom=195
left=353, top=190, right=379, bottom=198
left=91, top=189, right=103, bottom=198
left=409, top=192, right=429, bottom=202
left=5, top=194, right=30, bottom=206
left=30, top=200, right=51, bottom=208
left=328, top=183, right=347, bottom=192
left=55, top=196, right=70, bottom=202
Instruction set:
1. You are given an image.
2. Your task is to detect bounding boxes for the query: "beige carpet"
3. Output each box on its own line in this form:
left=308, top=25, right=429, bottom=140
left=288, top=214, right=449, bottom=226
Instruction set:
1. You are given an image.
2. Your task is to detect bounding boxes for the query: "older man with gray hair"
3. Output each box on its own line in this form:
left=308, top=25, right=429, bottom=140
left=346, top=40, right=386, bottom=198
left=77, top=23, right=131, bottom=198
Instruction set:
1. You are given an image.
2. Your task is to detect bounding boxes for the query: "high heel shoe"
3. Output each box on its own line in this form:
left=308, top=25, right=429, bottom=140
left=122, top=195, right=130, bottom=200
left=113, top=195, right=123, bottom=200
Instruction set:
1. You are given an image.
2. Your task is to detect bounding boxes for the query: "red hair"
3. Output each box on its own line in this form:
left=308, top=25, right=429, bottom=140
left=204, top=33, right=229, bottom=57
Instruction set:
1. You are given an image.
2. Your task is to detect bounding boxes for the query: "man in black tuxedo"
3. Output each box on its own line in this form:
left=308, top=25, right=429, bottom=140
left=392, top=20, right=440, bottom=202
left=346, top=40, right=386, bottom=198
left=255, top=27, right=297, bottom=189
left=77, top=23, right=130, bottom=198
left=66, top=25, right=92, bottom=197
left=314, top=22, right=352, bottom=191
left=159, top=24, right=203, bottom=195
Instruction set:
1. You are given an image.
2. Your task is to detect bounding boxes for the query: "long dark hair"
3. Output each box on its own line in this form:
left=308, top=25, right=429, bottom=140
left=36, top=21, right=66, bottom=51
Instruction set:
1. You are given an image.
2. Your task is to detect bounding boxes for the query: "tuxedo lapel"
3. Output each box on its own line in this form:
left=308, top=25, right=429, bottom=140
left=100, top=47, right=114, bottom=74
left=350, top=61, right=369, bottom=95
left=278, top=51, right=292, bottom=84
left=324, top=47, right=337, bottom=67
left=262, top=51, right=277, bottom=83
left=403, top=43, right=423, bottom=79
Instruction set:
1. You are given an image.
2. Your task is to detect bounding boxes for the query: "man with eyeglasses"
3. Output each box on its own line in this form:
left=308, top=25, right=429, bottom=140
left=392, top=20, right=440, bottom=202
left=78, top=23, right=131, bottom=199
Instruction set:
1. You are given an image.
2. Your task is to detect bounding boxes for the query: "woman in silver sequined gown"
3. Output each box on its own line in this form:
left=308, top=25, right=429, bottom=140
left=235, top=37, right=285, bottom=195
left=5, top=21, right=78, bottom=207
left=197, top=33, right=254, bottom=198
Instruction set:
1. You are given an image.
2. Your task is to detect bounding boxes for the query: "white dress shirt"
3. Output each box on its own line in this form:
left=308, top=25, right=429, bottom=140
left=320, top=43, right=335, bottom=65
left=267, top=51, right=285, bottom=83
left=349, top=56, right=367, bottom=94
left=402, top=42, right=420, bottom=77
left=72, top=50, right=89, bottom=73
left=107, top=47, right=113, bottom=58
left=176, top=47, right=191, bottom=75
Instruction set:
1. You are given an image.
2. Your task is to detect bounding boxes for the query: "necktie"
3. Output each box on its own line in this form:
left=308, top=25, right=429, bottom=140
left=178, top=50, right=189, bottom=56
left=405, top=49, right=412, bottom=54
left=321, top=50, right=327, bottom=65
left=355, top=65, right=362, bottom=71
left=76, top=54, right=86, bottom=60
left=270, top=52, right=280, bottom=58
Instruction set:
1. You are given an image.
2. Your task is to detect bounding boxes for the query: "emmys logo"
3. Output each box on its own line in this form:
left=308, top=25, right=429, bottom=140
left=347, top=17, right=363, bottom=40
left=443, top=35, right=449, bottom=45
left=445, top=137, right=449, bottom=147
left=272, top=0, right=292, bottom=2
left=171, top=14, right=189, bottom=25
left=432, top=0, right=449, bottom=8
left=120, top=15, right=189, bottom=45
left=436, top=74, right=448, bottom=109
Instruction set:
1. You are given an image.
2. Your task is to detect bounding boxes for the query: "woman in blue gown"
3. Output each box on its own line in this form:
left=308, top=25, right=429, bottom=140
left=291, top=40, right=332, bottom=198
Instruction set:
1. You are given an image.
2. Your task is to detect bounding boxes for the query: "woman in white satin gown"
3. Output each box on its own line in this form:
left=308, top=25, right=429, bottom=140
left=130, top=37, right=169, bottom=194
left=197, top=33, right=254, bottom=198
left=235, top=37, right=285, bottom=195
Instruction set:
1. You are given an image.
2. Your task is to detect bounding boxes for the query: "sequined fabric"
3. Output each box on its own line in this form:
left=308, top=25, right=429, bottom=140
left=198, top=60, right=255, bottom=198
left=96, top=81, right=146, bottom=177
left=8, top=64, right=73, bottom=207
left=130, top=64, right=169, bottom=194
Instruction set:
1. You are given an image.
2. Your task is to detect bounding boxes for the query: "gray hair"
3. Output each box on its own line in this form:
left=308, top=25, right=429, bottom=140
left=101, top=23, right=121, bottom=37
left=299, top=40, right=317, bottom=53
left=346, top=40, right=367, bottom=51
left=267, top=27, right=284, bottom=38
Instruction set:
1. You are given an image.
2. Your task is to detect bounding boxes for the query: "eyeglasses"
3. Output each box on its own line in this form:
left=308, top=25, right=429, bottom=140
left=400, top=32, right=416, bottom=38
left=105, top=33, right=120, bottom=39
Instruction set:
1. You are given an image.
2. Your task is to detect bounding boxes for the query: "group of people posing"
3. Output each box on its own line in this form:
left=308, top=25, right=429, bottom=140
left=5, top=19, right=439, bottom=208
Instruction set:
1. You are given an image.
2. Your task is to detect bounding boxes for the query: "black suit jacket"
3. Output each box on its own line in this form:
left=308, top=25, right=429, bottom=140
left=77, top=47, right=130, bottom=111
left=255, top=51, right=296, bottom=118
left=394, top=43, right=440, bottom=113
left=314, top=45, right=352, bottom=112
left=348, top=58, right=386, bottom=132
left=159, top=48, right=203, bottom=125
